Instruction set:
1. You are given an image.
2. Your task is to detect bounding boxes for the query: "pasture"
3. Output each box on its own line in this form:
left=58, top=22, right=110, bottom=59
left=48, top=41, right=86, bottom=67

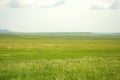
left=0, top=32, right=120, bottom=80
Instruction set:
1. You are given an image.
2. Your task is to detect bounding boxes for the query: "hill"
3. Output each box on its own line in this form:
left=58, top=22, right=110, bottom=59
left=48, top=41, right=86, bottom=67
left=0, top=29, right=10, bottom=33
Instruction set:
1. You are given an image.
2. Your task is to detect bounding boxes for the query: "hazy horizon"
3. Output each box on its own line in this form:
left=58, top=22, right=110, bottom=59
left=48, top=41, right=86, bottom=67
left=0, top=28, right=120, bottom=33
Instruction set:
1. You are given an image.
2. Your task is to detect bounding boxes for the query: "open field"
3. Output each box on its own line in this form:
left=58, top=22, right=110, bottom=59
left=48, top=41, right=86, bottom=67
left=0, top=32, right=120, bottom=80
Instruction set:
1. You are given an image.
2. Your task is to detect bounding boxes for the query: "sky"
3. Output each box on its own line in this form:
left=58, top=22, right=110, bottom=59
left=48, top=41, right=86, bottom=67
left=0, top=0, right=120, bottom=32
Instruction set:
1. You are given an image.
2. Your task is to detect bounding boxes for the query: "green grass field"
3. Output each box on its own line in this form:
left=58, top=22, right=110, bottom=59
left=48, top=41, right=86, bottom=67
left=0, top=32, right=120, bottom=80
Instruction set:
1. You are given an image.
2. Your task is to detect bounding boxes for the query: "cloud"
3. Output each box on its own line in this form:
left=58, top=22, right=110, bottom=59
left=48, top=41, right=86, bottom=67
left=8, top=0, right=31, bottom=8
left=111, top=0, right=120, bottom=9
left=41, top=0, right=68, bottom=8
left=91, top=0, right=120, bottom=9
left=0, top=0, right=68, bottom=8
left=0, top=0, right=119, bottom=9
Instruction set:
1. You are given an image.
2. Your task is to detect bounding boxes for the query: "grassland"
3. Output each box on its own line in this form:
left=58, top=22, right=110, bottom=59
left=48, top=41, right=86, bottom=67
left=0, top=32, right=120, bottom=80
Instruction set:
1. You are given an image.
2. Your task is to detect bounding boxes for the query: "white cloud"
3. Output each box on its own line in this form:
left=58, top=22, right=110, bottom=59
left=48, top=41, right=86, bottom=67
left=91, top=0, right=120, bottom=9
left=8, top=0, right=32, bottom=8
left=0, top=0, right=67, bottom=8
left=0, top=0, right=120, bottom=9
left=111, top=0, right=120, bottom=9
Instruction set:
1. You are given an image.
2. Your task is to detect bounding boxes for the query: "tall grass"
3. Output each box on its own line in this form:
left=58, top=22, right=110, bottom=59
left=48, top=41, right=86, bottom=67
left=0, top=58, right=120, bottom=80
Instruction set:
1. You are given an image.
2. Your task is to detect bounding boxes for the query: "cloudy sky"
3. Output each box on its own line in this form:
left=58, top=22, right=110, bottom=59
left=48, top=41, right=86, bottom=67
left=0, top=0, right=120, bottom=32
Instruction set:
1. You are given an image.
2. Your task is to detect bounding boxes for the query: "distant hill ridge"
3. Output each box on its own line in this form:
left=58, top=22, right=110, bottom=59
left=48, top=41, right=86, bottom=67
left=0, top=29, right=10, bottom=33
